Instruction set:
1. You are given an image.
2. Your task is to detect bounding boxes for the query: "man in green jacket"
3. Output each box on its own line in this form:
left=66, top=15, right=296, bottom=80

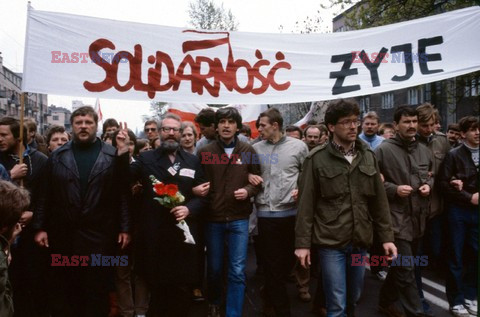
left=295, top=99, right=396, bottom=317
left=375, top=105, right=434, bottom=317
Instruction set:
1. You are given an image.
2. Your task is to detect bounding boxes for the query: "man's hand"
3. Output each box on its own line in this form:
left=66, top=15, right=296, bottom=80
left=418, top=184, right=431, bottom=197
left=450, top=179, right=463, bottom=191
left=115, top=123, right=130, bottom=155
left=234, top=188, right=248, bottom=200
left=396, top=185, right=413, bottom=198
left=118, top=233, right=131, bottom=250
left=382, top=242, right=397, bottom=260
left=471, top=192, right=479, bottom=205
left=10, top=163, right=28, bottom=180
left=10, top=223, right=22, bottom=244
left=248, top=174, right=263, bottom=186
left=171, top=205, right=190, bottom=221
left=295, top=248, right=311, bottom=268
left=131, top=182, right=143, bottom=195
left=19, top=211, right=33, bottom=227
left=34, top=231, right=49, bottom=248
left=291, top=189, right=299, bottom=201
left=193, top=182, right=210, bottom=197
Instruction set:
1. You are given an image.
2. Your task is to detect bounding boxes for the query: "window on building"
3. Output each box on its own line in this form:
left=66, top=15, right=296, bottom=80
left=471, top=78, right=478, bottom=97
left=424, top=84, right=431, bottom=102
left=358, top=96, right=370, bottom=113
left=53, top=115, right=59, bottom=121
left=465, top=79, right=471, bottom=97
left=381, top=93, right=394, bottom=109
left=408, top=88, right=418, bottom=105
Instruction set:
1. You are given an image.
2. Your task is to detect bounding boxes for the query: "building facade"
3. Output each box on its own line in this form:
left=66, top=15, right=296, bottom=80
left=332, top=4, right=479, bottom=128
left=0, top=52, right=49, bottom=133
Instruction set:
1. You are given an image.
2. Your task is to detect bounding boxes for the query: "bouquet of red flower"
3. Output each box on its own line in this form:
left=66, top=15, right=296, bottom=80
left=150, top=175, right=195, bottom=244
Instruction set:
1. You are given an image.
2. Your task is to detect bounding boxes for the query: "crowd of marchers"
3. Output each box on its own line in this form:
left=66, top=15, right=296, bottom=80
left=0, top=99, right=477, bottom=317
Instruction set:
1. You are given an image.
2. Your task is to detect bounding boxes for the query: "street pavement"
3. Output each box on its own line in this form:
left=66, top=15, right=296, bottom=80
left=189, top=245, right=459, bottom=316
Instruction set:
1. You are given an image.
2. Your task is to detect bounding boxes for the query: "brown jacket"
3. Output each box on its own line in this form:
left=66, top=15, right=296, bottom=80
left=198, top=137, right=261, bottom=222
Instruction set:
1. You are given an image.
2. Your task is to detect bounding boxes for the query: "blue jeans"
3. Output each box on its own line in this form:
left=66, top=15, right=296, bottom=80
left=446, top=204, right=478, bottom=306
left=206, top=219, right=249, bottom=317
left=317, top=245, right=366, bottom=317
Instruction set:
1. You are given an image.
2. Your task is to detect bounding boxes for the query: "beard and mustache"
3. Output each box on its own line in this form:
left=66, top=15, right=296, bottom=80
left=160, top=137, right=180, bottom=152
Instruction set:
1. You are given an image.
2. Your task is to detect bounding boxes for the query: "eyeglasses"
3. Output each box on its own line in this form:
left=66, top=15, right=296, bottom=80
left=161, top=127, right=181, bottom=133
left=144, top=128, right=157, bottom=132
left=337, top=120, right=361, bottom=128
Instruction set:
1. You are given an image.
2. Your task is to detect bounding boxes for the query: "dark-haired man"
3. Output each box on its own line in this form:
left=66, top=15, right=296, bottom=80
left=198, top=107, right=261, bottom=317
left=46, top=125, right=70, bottom=154
left=375, top=105, right=434, bottom=317
left=438, top=116, right=478, bottom=317
left=446, top=123, right=462, bottom=148
left=254, top=108, right=309, bottom=315
left=33, top=106, right=131, bottom=316
left=285, top=125, right=303, bottom=140
left=0, top=180, right=30, bottom=317
left=295, top=99, right=396, bottom=317
left=143, top=119, right=159, bottom=143
left=0, top=116, right=48, bottom=316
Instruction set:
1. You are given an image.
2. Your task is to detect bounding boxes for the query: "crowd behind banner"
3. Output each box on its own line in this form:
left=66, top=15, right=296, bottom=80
left=0, top=99, right=478, bottom=317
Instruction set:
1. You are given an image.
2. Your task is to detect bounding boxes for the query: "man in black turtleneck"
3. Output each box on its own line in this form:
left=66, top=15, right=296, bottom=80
left=375, top=106, right=434, bottom=317
left=33, top=106, right=131, bottom=317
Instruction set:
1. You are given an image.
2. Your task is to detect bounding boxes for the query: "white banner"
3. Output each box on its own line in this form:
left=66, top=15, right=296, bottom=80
left=22, top=7, right=480, bottom=104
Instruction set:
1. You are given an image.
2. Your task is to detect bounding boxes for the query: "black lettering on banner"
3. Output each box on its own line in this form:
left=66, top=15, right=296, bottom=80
left=390, top=43, right=413, bottom=81
left=329, top=53, right=360, bottom=95
left=418, top=36, right=444, bottom=75
left=359, top=47, right=388, bottom=87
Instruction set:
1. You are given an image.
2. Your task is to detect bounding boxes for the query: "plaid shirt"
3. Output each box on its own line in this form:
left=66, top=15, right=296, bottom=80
left=331, top=139, right=357, bottom=157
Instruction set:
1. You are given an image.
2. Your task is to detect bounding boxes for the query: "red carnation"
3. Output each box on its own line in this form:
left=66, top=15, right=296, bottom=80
left=154, top=183, right=166, bottom=195
left=165, top=184, right=178, bottom=197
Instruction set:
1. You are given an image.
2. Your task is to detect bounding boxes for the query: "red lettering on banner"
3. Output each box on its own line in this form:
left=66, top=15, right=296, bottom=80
left=83, top=31, right=292, bottom=98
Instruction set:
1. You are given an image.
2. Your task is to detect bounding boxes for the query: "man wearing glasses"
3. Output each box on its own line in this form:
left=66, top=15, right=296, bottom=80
left=130, top=113, right=207, bottom=316
left=295, top=99, right=396, bottom=317
left=143, top=120, right=159, bottom=142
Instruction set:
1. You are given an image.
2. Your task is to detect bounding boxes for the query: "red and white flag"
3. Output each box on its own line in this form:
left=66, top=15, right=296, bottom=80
left=167, top=103, right=267, bottom=138
left=94, top=98, right=103, bottom=123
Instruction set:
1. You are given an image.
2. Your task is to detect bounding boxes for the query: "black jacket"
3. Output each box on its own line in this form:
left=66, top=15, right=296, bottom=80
left=0, top=146, right=48, bottom=210
left=438, top=144, right=479, bottom=209
left=33, top=140, right=130, bottom=255
left=130, top=148, right=207, bottom=285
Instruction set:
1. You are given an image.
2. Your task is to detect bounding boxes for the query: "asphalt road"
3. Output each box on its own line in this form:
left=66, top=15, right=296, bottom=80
left=189, top=245, right=459, bottom=317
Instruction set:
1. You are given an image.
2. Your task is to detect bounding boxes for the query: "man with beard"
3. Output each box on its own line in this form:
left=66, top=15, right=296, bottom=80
left=359, top=111, right=384, bottom=150
left=375, top=106, right=434, bottom=317
left=0, top=117, right=48, bottom=317
left=130, top=113, right=207, bottom=317
left=33, top=106, right=131, bottom=317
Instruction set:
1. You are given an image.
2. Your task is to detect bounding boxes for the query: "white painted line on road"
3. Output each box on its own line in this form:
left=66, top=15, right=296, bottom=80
left=422, top=287, right=450, bottom=311
left=421, top=277, right=445, bottom=293
left=366, top=266, right=451, bottom=311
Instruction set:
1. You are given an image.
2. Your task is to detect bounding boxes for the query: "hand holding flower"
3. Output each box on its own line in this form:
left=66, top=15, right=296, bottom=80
left=170, top=205, right=190, bottom=221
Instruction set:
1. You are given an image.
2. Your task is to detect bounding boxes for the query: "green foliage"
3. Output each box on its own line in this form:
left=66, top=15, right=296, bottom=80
left=188, top=0, right=239, bottom=31
left=323, top=0, right=478, bottom=30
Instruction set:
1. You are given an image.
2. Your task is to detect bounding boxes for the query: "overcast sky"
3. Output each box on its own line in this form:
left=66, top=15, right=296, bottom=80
left=0, top=0, right=342, bottom=132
